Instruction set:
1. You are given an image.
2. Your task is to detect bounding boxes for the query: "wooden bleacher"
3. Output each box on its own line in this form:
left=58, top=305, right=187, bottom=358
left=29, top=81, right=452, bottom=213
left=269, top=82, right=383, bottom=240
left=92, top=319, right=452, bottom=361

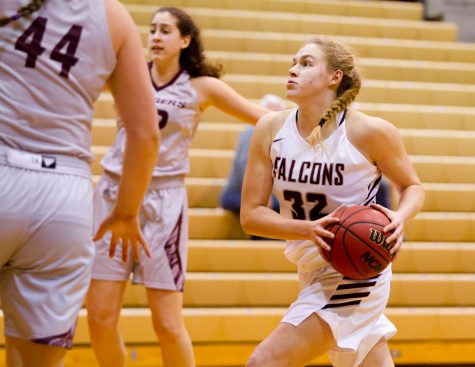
left=2, top=0, right=475, bottom=365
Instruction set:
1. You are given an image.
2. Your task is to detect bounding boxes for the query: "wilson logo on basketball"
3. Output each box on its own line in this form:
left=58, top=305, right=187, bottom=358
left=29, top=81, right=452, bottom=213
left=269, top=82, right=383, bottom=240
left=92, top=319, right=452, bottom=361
left=324, top=205, right=393, bottom=279
left=369, top=228, right=393, bottom=252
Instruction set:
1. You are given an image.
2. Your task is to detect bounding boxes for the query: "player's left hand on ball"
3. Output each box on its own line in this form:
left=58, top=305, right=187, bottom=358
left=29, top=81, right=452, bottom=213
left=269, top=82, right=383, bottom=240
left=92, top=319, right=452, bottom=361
left=94, top=213, right=152, bottom=262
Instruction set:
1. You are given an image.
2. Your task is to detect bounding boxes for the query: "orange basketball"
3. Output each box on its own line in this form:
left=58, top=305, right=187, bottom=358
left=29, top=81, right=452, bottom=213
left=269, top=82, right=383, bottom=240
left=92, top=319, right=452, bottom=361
left=322, top=205, right=394, bottom=279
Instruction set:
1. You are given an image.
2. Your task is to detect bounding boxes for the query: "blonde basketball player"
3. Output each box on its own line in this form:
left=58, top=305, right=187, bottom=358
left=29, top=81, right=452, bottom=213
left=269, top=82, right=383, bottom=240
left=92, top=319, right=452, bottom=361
left=86, top=7, right=274, bottom=367
left=0, top=0, right=159, bottom=366
left=240, top=37, right=425, bottom=367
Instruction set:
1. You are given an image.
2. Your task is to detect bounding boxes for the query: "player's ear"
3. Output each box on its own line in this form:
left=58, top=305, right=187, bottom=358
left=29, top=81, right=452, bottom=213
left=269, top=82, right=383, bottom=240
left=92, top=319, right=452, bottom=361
left=328, top=69, right=343, bottom=87
left=181, top=35, right=191, bottom=49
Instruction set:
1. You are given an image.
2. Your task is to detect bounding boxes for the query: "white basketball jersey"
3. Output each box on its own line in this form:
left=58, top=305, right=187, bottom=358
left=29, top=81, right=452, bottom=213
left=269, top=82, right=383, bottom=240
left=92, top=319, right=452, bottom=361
left=102, top=67, right=200, bottom=178
left=0, top=0, right=116, bottom=163
left=271, top=109, right=382, bottom=271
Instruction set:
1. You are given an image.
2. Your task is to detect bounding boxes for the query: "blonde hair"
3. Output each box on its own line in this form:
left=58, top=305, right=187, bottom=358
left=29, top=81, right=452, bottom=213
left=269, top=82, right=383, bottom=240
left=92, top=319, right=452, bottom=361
left=306, top=37, right=362, bottom=147
left=0, top=0, right=46, bottom=27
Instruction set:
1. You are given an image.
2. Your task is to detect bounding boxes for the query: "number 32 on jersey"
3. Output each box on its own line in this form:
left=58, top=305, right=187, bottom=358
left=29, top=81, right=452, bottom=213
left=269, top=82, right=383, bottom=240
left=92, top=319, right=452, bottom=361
left=283, top=190, right=328, bottom=220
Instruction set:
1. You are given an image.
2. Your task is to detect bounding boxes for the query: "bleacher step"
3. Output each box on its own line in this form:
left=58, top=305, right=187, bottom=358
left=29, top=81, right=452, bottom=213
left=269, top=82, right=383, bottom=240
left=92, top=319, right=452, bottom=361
left=183, top=208, right=475, bottom=242
left=117, top=272, right=475, bottom=307
left=92, top=120, right=475, bottom=156
left=7, top=341, right=475, bottom=367
left=201, top=103, right=475, bottom=130
left=91, top=145, right=475, bottom=184
left=186, top=240, right=475, bottom=274
left=127, top=5, right=456, bottom=42
left=201, top=29, right=475, bottom=62
left=196, top=50, right=475, bottom=84
left=121, top=0, right=423, bottom=21
left=2, top=307, right=473, bottom=345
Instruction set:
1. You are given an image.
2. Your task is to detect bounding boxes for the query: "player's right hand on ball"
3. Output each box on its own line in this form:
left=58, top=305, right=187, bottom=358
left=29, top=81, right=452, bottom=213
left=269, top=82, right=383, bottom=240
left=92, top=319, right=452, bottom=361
left=308, top=214, right=339, bottom=252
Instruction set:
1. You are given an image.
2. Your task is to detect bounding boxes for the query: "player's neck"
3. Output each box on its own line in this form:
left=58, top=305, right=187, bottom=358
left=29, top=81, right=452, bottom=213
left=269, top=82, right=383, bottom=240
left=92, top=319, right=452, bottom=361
left=296, top=99, right=336, bottom=139
left=151, top=61, right=181, bottom=87
left=295, top=93, right=334, bottom=120
left=297, top=102, right=331, bottom=128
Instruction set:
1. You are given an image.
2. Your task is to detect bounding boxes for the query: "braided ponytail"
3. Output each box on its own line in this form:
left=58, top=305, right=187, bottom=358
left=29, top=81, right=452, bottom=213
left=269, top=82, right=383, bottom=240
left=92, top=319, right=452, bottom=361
left=0, top=0, right=46, bottom=27
left=306, top=38, right=362, bottom=147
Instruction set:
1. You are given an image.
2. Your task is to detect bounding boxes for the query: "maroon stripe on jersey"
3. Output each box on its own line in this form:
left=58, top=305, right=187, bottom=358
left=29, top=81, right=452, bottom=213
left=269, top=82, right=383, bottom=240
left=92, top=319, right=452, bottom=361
left=337, top=281, right=377, bottom=290
left=338, top=109, right=347, bottom=126
left=323, top=275, right=379, bottom=309
left=363, top=174, right=382, bottom=205
left=330, top=292, right=371, bottom=300
left=322, top=300, right=362, bottom=309
left=164, top=209, right=185, bottom=291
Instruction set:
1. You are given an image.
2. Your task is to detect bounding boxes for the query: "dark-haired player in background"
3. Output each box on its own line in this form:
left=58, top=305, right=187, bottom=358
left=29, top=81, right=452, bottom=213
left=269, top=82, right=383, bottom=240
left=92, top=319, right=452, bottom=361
left=86, top=6, right=276, bottom=367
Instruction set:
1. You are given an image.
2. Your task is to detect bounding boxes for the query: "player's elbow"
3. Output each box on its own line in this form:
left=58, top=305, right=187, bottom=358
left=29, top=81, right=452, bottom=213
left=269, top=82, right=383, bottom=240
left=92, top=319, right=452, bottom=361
left=240, top=207, right=256, bottom=235
left=128, top=121, right=160, bottom=149
left=149, top=127, right=160, bottom=149
left=148, top=130, right=160, bottom=157
left=240, top=209, right=250, bottom=233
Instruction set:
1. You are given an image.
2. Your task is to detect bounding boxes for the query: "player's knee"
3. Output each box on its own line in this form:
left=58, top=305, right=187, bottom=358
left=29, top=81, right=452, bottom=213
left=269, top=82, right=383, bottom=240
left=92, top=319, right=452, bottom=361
left=245, top=350, right=271, bottom=367
left=245, top=357, right=265, bottom=367
left=246, top=341, right=290, bottom=367
left=245, top=355, right=259, bottom=367
left=152, top=317, right=186, bottom=341
left=87, top=305, right=120, bottom=330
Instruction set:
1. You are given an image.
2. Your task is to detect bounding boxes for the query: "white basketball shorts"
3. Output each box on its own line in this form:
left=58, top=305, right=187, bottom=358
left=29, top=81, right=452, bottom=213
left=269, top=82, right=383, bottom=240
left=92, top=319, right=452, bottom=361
left=0, top=147, right=93, bottom=349
left=282, top=264, right=396, bottom=367
left=91, top=173, right=188, bottom=291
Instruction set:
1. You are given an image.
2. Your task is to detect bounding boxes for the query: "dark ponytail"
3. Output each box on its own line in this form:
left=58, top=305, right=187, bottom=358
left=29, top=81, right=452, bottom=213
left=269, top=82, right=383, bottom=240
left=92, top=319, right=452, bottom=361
left=154, top=7, right=223, bottom=78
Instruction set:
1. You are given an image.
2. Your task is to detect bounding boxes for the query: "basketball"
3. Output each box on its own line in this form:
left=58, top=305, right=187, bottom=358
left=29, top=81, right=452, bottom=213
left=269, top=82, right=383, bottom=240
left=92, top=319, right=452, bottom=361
left=322, top=205, right=394, bottom=280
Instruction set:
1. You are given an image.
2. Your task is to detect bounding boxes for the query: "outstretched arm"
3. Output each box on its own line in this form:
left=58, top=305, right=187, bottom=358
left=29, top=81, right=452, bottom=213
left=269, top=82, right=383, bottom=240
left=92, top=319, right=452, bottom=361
left=192, top=76, right=280, bottom=124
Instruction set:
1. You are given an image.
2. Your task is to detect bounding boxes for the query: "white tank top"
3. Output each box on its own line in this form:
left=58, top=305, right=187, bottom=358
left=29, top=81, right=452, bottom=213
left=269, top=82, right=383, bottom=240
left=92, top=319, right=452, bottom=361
left=0, top=0, right=116, bottom=163
left=101, top=67, right=200, bottom=178
left=271, top=109, right=382, bottom=271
